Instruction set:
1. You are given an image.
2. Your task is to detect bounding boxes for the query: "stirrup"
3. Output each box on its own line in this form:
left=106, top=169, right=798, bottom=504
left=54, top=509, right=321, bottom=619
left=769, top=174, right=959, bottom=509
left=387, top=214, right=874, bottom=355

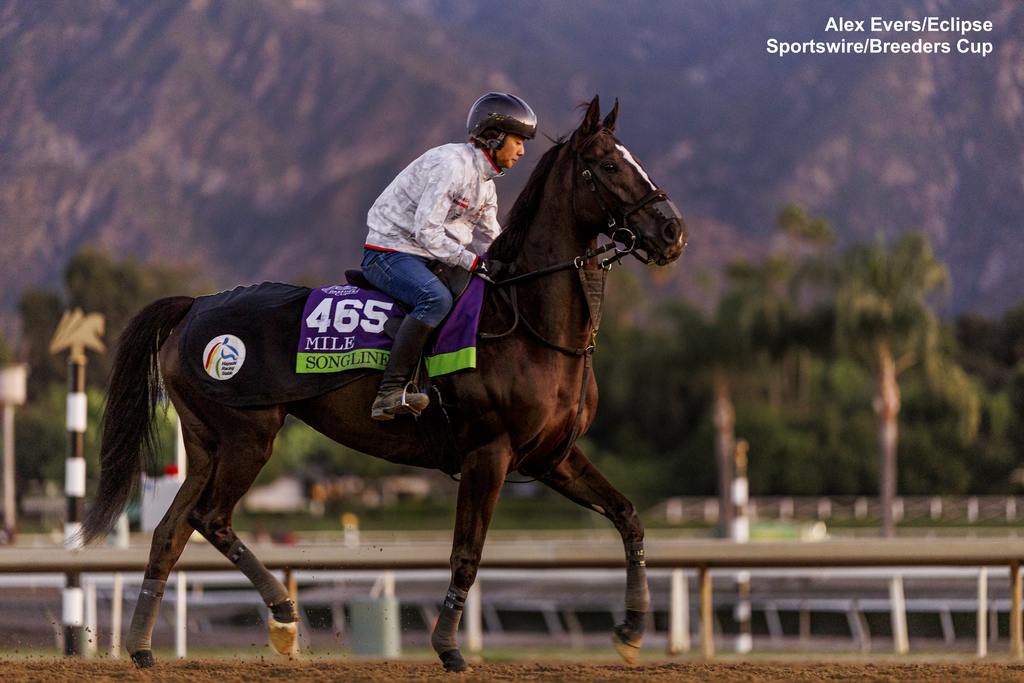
left=398, top=383, right=428, bottom=417
left=371, top=383, right=429, bottom=421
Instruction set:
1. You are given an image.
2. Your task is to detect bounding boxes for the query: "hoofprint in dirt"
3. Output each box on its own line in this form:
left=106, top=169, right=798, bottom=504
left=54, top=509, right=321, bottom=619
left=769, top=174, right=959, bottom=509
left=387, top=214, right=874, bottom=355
left=4, top=659, right=1024, bottom=683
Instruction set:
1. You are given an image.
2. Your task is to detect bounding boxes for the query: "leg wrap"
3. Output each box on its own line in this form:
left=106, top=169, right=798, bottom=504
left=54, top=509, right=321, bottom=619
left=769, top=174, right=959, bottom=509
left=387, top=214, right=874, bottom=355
left=624, top=541, right=649, bottom=634
left=430, top=584, right=467, bottom=655
left=228, top=540, right=296, bottom=621
left=126, top=578, right=165, bottom=654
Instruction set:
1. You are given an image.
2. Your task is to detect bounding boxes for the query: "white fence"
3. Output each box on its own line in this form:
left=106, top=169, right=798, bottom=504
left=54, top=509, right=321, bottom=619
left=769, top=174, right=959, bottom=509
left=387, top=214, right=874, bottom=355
left=2, top=538, right=1024, bottom=658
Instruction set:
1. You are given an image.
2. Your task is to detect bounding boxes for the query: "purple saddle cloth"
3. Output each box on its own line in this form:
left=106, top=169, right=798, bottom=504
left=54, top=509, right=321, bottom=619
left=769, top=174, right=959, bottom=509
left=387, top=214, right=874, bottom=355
left=177, top=278, right=484, bottom=407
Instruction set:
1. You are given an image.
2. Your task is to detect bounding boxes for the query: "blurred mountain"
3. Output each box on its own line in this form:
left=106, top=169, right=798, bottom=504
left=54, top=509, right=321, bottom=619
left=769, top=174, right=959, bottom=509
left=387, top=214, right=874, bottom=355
left=1, top=0, right=1022, bottom=333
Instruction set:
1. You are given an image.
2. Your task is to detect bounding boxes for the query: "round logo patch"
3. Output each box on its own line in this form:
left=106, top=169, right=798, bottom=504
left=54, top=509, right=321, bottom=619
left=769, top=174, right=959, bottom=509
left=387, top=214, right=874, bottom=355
left=203, top=334, right=246, bottom=380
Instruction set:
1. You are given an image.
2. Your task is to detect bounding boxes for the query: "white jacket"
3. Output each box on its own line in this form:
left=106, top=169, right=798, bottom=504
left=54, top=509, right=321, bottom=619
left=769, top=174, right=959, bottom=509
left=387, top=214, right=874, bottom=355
left=365, top=143, right=503, bottom=271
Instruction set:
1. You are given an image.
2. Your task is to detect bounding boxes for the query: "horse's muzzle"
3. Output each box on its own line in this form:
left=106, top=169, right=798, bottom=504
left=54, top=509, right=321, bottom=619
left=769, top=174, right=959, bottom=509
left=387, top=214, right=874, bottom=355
left=649, top=218, right=687, bottom=265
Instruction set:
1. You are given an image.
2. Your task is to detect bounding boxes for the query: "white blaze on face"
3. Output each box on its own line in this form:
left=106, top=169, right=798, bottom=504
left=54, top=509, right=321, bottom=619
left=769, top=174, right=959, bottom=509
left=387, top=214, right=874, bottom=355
left=615, top=143, right=657, bottom=191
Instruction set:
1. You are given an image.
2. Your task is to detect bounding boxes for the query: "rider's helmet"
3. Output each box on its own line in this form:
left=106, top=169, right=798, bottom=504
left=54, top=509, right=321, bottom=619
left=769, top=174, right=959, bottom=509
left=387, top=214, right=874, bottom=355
left=467, top=92, right=537, bottom=150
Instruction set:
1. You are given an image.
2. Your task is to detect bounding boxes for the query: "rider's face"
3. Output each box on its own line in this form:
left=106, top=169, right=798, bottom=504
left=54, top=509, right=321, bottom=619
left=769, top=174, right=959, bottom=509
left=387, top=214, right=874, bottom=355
left=494, top=134, right=525, bottom=169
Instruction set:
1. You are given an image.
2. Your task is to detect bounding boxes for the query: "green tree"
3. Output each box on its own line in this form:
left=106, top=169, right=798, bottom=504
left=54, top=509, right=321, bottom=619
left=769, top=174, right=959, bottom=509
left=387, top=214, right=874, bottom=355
left=835, top=231, right=974, bottom=536
left=18, top=248, right=206, bottom=396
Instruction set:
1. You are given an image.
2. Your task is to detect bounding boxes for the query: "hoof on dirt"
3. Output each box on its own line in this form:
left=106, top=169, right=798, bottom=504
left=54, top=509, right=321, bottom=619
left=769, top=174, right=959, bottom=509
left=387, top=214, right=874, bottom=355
left=439, top=648, right=468, bottom=673
left=130, top=650, right=154, bottom=668
left=612, top=626, right=641, bottom=665
left=268, top=617, right=298, bottom=656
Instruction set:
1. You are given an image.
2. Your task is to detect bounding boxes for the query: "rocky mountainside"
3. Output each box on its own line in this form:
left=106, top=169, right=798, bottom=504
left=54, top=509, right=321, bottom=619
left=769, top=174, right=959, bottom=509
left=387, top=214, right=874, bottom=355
left=1, top=0, right=1022, bottom=332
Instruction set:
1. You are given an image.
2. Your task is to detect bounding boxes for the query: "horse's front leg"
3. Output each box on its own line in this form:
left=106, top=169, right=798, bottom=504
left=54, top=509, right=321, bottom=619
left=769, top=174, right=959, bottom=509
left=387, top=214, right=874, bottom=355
left=539, top=445, right=649, bottom=664
left=431, top=440, right=510, bottom=672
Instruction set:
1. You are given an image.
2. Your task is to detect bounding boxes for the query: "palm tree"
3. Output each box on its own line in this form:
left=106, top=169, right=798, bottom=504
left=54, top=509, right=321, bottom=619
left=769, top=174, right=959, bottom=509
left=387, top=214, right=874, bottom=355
left=679, top=206, right=836, bottom=536
left=835, top=232, right=950, bottom=537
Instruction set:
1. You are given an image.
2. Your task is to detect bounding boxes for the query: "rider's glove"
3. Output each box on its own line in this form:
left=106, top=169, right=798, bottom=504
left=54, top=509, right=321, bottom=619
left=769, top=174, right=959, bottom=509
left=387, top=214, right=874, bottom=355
left=473, top=257, right=495, bottom=283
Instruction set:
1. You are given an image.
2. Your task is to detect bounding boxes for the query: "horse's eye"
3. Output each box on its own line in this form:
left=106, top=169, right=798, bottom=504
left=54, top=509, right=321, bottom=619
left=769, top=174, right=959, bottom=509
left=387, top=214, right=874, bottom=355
left=600, top=161, right=618, bottom=172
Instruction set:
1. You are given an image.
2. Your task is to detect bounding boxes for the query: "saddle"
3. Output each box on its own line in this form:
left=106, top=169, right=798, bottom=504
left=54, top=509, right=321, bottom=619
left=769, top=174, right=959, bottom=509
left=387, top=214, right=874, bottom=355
left=343, top=259, right=474, bottom=337
left=342, top=263, right=472, bottom=476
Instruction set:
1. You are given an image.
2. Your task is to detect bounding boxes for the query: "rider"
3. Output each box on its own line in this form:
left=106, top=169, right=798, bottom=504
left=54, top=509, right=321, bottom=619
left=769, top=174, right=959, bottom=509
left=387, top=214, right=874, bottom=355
left=362, top=92, right=537, bottom=420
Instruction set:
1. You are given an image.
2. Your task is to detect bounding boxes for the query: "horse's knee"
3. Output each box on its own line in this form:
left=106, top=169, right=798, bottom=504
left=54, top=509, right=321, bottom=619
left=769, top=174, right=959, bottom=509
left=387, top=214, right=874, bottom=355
left=450, top=550, right=481, bottom=589
left=189, top=509, right=234, bottom=549
left=608, top=501, right=644, bottom=541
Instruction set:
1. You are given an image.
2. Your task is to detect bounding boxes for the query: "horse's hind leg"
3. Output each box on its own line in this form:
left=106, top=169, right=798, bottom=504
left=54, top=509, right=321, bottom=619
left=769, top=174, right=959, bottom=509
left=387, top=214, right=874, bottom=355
left=539, top=445, right=649, bottom=664
left=187, top=411, right=299, bottom=656
left=126, top=424, right=213, bottom=667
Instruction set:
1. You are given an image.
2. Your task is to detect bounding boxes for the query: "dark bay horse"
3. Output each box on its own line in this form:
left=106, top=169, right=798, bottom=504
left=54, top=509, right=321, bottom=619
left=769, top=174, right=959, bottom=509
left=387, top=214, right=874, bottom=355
left=81, top=96, right=687, bottom=671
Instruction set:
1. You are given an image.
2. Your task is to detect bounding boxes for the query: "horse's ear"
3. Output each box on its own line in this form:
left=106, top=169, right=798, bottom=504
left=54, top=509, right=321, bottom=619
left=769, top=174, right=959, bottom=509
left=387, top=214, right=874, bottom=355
left=578, top=95, right=601, bottom=138
left=602, top=98, right=619, bottom=132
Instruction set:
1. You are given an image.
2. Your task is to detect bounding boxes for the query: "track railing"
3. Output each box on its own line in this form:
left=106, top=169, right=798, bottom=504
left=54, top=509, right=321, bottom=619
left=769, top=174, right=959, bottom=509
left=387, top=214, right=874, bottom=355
left=2, top=537, right=1024, bottom=658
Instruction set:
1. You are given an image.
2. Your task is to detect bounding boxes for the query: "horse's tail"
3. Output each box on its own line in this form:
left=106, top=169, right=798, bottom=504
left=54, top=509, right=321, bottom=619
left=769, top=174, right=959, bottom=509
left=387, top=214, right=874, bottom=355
left=81, top=296, right=195, bottom=544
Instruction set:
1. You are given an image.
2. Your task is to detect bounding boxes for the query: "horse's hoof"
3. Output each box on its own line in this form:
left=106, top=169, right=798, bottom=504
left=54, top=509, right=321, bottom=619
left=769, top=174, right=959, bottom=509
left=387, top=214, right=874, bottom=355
left=439, top=648, right=468, bottom=672
left=612, top=625, right=641, bottom=665
left=268, top=617, right=298, bottom=656
left=130, top=650, right=154, bottom=668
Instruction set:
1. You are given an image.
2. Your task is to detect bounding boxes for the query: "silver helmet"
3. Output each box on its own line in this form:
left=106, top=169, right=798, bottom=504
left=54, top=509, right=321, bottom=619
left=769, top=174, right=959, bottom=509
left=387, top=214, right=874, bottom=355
left=467, top=92, right=537, bottom=146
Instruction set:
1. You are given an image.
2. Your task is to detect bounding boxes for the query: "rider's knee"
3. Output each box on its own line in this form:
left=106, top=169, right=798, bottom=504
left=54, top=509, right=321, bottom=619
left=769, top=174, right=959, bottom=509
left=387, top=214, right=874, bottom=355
left=414, top=280, right=453, bottom=327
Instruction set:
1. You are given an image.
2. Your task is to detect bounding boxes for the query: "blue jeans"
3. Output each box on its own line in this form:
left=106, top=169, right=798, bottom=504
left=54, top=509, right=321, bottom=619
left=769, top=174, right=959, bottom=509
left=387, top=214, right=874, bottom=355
left=361, top=249, right=453, bottom=327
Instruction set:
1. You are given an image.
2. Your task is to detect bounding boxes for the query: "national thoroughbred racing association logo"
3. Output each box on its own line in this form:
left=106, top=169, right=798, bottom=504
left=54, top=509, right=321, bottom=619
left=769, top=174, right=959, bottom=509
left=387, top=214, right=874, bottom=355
left=203, top=334, right=246, bottom=380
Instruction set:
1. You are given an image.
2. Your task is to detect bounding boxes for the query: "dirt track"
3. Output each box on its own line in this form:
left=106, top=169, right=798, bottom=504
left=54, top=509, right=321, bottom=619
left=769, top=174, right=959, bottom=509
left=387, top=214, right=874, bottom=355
left=6, top=659, right=1024, bottom=682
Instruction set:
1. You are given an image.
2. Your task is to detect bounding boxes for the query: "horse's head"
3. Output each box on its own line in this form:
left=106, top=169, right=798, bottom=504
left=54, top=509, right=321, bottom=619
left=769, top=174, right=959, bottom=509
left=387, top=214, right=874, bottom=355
left=571, top=96, right=688, bottom=266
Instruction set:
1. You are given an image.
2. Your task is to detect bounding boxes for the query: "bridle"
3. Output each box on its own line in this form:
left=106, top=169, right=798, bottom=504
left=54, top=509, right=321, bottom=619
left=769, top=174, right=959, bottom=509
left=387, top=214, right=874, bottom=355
left=476, top=132, right=680, bottom=482
left=489, top=132, right=678, bottom=289
left=573, top=135, right=682, bottom=266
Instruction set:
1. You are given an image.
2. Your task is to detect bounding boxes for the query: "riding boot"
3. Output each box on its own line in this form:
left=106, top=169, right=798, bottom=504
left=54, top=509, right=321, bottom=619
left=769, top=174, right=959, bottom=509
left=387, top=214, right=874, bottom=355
left=371, top=316, right=434, bottom=420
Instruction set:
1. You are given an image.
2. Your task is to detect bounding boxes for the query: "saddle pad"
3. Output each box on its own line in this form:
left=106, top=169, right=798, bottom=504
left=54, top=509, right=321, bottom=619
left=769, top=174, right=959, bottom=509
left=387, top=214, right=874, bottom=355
left=178, top=282, right=352, bottom=406
left=177, top=279, right=485, bottom=408
left=297, top=277, right=485, bottom=377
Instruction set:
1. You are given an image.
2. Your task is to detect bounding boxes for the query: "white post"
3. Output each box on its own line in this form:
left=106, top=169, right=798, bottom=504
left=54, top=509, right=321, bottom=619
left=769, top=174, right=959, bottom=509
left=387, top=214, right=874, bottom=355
left=2, top=404, right=14, bottom=535
left=176, top=571, right=187, bottom=658
left=889, top=575, right=909, bottom=654
left=110, top=573, right=124, bottom=657
left=109, top=513, right=128, bottom=657
left=732, top=440, right=751, bottom=654
left=0, top=363, right=27, bottom=536
left=977, top=567, right=988, bottom=658
left=175, top=417, right=186, bottom=478
left=669, top=568, right=690, bottom=654
left=466, top=581, right=483, bottom=653
left=84, top=578, right=98, bottom=657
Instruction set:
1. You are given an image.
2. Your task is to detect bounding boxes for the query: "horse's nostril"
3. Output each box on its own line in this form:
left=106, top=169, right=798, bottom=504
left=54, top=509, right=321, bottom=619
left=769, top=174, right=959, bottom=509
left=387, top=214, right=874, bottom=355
left=662, top=220, right=681, bottom=244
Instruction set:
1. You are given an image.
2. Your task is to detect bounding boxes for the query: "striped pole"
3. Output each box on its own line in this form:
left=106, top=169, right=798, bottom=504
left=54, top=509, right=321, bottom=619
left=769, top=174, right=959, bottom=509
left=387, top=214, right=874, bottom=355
left=63, top=354, right=87, bottom=655
left=47, top=310, right=104, bottom=656
left=732, top=439, right=751, bottom=654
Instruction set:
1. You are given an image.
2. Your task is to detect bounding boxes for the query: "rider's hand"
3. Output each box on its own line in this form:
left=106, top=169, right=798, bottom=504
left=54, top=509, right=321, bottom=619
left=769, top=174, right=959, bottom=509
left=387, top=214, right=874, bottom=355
left=473, top=258, right=496, bottom=282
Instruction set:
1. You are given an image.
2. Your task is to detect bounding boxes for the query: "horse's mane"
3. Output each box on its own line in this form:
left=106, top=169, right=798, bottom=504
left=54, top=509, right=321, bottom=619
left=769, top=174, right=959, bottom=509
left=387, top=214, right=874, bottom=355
left=488, top=137, right=567, bottom=262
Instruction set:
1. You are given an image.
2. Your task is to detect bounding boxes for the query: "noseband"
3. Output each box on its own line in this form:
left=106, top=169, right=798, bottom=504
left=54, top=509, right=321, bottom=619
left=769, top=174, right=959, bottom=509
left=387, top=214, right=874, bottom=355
left=574, top=140, right=683, bottom=265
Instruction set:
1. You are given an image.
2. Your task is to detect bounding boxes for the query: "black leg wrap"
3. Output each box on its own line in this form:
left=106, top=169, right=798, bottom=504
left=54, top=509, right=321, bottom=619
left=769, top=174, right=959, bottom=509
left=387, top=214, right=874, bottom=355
left=439, top=648, right=468, bottom=673
left=270, top=599, right=298, bottom=624
left=431, top=583, right=467, bottom=667
left=226, top=539, right=292, bottom=610
left=620, top=541, right=649, bottom=643
left=625, top=541, right=646, bottom=568
left=130, top=649, right=154, bottom=668
left=624, top=609, right=645, bottom=635
left=126, top=578, right=165, bottom=658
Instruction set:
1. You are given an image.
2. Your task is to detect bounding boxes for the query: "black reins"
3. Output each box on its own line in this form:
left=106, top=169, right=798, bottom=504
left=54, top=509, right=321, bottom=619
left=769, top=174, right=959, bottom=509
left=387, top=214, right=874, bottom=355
left=476, top=135, right=670, bottom=483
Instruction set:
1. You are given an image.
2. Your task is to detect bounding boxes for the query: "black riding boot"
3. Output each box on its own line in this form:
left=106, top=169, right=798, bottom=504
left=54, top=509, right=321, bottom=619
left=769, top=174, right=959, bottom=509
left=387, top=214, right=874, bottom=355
left=371, top=316, right=434, bottom=420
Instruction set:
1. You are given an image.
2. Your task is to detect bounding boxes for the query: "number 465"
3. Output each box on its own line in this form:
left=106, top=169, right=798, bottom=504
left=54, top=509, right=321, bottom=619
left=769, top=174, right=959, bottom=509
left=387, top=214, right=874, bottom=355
left=305, top=298, right=393, bottom=334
